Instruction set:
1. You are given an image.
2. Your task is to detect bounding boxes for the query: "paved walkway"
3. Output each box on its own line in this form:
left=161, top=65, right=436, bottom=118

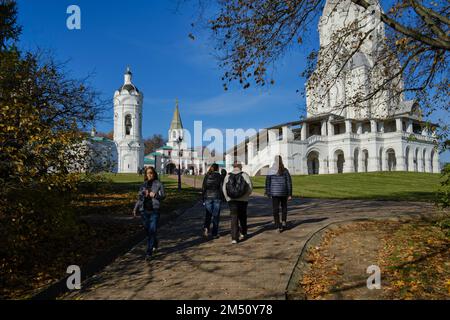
left=65, top=176, right=439, bottom=300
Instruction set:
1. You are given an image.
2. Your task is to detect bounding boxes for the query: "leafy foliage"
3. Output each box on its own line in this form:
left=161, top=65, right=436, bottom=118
left=144, top=134, right=166, bottom=155
left=0, top=0, right=105, bottom=296
left=437, top=163, right=450, bottom=208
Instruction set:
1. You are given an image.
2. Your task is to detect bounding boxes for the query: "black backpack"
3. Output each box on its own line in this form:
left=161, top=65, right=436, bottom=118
left=226, top=172, right=249, bottom=199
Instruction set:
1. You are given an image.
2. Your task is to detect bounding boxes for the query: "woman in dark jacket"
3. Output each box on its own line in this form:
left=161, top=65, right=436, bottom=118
left=265, top=156, right=292, bottom=232
left=133, top=166, right=166, bottom=260
left=202, top=163, right=223, bottom=238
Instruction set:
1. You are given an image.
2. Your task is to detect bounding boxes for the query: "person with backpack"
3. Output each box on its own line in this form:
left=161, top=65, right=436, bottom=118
left=202, top=163, right=224, bottom=239
left=265, top=156, right=292, bottom=233
left=133, top=166, right=166, bottom=261
left=222, top=162, right=253, bottom=244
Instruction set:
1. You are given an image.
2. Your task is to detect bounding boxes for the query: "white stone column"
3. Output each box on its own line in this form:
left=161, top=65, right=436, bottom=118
left=343, top=150, right=354, bottom=173
left=345, top=120, right=352, bottom=134
left=327, top=121, right=334, bottom=136
left=425, top=153, right=432, bottom=172
left=225, top=154, right=233, bottom=171
left=407, top=151, right=414, bottom=172
left=407, top=120, right=413, bottom=133
left=282, top=126, right=294, bottom=142
left=301, top=123, right=308, bottom=140
left=370, top=120, right=377, bottom=133
left=357, top=151, right=365, bottom=173
left=321, top=120, right=327, bottom=136
left=433, top=154, right=440, bottom=173
left=322, top=158, right=329, bottom=174
left=397, top=155, right=406, bottom=171
left=383, top=152, right=389, bottom=172
left=268, top=129, right=278, bottom=143
left=395, top=118, right=403, bottom=132
left=247, top=141, right=255, bottom=162
left=357, top=123, right=363, bottom=135
left=328, top=154, right=337, bottom=174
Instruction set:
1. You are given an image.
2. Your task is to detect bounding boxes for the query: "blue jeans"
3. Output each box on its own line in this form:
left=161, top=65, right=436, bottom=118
left=141, top=209, right=160, bottom=256
left=204, top=199, right=222, bottom=236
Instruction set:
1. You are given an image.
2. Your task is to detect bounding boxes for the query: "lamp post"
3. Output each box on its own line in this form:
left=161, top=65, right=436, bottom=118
left=176, top=136, right=183, bottom=191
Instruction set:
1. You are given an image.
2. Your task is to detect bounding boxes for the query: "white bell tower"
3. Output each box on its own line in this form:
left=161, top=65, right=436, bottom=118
left=113, top=67, right=144, bottom=173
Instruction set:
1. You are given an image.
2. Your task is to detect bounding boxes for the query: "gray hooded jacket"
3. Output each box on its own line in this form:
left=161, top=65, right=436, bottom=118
left=134, top=179, right=166, bottom=212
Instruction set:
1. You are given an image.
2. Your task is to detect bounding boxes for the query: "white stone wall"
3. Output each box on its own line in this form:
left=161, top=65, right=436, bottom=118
left=227, top=123, right=439, bottom=176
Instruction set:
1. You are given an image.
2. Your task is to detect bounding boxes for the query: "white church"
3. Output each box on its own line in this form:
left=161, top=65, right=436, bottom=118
left=224, top=0, right=440, bottom=176
left=151, top=101, right=219, bottom=175
left=103, top=67, right=215, bottom=174
left=85, top=0, right=440, bottom=176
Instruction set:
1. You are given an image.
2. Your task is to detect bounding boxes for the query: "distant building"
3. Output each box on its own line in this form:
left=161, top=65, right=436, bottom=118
left=69, top=128, right=118, bottom=173
left=151, top=101, right=214, bottom=175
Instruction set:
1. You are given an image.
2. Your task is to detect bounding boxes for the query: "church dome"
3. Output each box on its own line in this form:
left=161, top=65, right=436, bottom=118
left=117, top=67, right=140, bottom=94
left=118, top=83, right=140, bottom=94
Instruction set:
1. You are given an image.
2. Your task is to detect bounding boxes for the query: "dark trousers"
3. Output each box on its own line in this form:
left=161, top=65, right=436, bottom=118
left=141, top=209, right=160, bottom=256
left=272, top=196, right=288, bottom=226
left=228, top=201, right=248, bottom=241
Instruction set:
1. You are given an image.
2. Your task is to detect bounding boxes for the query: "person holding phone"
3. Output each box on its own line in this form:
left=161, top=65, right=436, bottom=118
left=133, top=166, right=166, bottom=261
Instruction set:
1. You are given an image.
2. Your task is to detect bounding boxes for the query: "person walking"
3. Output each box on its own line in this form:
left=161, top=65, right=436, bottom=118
left=223, top=162, right=253, bottom=244
left=265, top=156, right=292, bottom=233
left=133, top=166, right=166, bottom=261
left=202, top=163, right=223, bottom=239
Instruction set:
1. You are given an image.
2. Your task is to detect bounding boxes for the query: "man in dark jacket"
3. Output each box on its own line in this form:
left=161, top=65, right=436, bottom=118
left=202, top=163, right=224, bottom=238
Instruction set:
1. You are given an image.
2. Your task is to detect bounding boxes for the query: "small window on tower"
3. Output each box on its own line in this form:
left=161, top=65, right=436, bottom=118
left=125, top=115, right=132, bottom=135
left=172, top=131, right=176, bottom=139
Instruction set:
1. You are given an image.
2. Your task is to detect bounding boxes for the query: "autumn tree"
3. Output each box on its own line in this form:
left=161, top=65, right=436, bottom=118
left=96, top=130, right=114, bottom=140
left=0, top=0, right=105, bottom=292
left=144, top=134, right=166, bottom=154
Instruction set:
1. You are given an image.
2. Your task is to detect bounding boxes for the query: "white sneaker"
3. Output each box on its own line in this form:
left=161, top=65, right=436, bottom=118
left=231, top=240, right=237, bottom=244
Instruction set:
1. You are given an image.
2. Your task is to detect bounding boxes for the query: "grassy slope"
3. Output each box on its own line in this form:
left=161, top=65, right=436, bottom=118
left=5, top=174, right=200, bottom=299
left=92, top=173, right=200, bottom=215
left=252, top=172, right=442, bottom=201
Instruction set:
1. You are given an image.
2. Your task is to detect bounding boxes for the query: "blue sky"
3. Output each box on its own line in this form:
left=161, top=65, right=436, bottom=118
left=16, top=0, right=449, bottom=162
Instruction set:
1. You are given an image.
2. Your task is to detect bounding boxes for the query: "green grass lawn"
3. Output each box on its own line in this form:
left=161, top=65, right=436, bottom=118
left=252, top=172, right=443, bottom=202
left=76, top=173, right=200, bottom=216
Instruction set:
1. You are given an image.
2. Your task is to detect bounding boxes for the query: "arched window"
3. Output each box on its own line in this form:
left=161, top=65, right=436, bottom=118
left=125, top=114, right=132, bottom=135
left=387, top=149, right=396, bottom=172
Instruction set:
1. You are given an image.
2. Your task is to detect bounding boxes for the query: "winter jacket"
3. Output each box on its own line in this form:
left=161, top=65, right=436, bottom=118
left=265, top=168, right=292, bottom=197
left=222, top=168, right=253, bottom=202
left=134, top=179, right=166, bottom=212
left=202, top=171, right=224, bottom=201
